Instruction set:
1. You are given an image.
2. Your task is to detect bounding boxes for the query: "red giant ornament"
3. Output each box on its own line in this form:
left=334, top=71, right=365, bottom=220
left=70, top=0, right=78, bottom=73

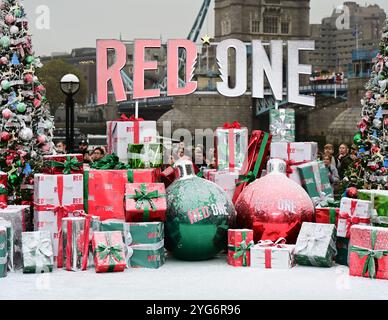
left=235, top=158, right=315, bottom=244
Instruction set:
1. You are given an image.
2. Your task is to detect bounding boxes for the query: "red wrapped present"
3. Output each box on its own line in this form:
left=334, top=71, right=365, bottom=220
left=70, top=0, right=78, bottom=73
left=233, top=131, right=272, bottom=204
left=227, top=229, right=254, bottom=267
left=315, top=207, right=339, bottom=225
left=92, top=231, right=126, bottom=273
left=43, top=154, right=84, bottom=175
left=0, top=172, right=7, bottom=207
left=349, top=225, right=388, bottom=280
left=84, top=169, right=160, bottom=221
left=125, top=183, right=167, bottom=222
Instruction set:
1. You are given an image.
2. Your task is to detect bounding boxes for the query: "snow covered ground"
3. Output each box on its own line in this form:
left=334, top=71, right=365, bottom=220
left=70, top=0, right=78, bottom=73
left=1, top=254, right=387, bottom=300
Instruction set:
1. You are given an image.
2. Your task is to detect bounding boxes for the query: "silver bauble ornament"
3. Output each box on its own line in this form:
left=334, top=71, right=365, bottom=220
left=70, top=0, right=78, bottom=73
left=10, top=25, right=19, bottom=35
left=373, top=118, right=382, bottom=129
left=19, top=127, right=33, bottom=141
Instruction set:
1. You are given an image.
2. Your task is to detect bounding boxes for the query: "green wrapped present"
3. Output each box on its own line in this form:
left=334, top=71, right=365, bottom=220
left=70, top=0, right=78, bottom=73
left=358, top=189, right=388, bottom=227
left=0, top=226, right=6, bottom=278
left=294, top=222, right=337, bottom=267
left=269, top=108, right=295, bottom=142
left=22, top=231, right=54, bottom=273
left=297, top=161, right=333, bottom=205
left=129, top=241, right=165, bottom=269
left=128, top=143, right=163, bottom=169
left=0, top=219, right=12, bottom=272
left=335, top=237, right=349, bottom=266
left=128, top=221, right=164, bottom=245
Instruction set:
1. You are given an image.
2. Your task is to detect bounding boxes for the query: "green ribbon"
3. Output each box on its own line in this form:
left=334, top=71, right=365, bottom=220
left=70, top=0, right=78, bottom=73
left=127, top=170, right=134, bottom=183
left=228, top=232, right=254, bottom=266
left=83, top=170, right=89, bottom=213
left=237, top=132, right=270, bottom=186
left=350, top=229, right=388, bottom=279
left=44, top=156, right=82, bottom=174
left=95, top=235, right=124, bottom=272
left=91, top=153, right=130, bottom=170
left=329, top=208, right=337, bottom=225
left=0, top=187, right=7, bottom=196
left=126, top=184, right=165, bottom=221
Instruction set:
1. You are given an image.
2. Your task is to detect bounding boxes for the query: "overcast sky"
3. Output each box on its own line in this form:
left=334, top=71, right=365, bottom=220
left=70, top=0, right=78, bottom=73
left=21, top=0, right=388, bottom=56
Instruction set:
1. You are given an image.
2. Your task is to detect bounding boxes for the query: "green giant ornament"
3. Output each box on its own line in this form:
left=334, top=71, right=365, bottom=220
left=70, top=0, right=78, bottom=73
left=165, top=159, right=236, bottom=261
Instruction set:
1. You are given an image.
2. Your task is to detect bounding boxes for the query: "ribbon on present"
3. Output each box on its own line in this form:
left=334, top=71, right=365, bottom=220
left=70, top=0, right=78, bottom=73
left=350, top=229, right=388, bottom=279
left=294, top=226, right=336, bottom=266
left=90, top=153, right=130, bottom=170
left=44, top=156, right=83, bottom=174
left=33, top=175, right=84, bottom=268
left=257, top=238, right=287, bottom=269
left=95, top=233, right=125, bottom=272
left=228, top=232, right=254, bottom=266
left=125, top=184, right=166, bottom=221
left=312, top=191, right=335, bottom=208
left=222, top=122, right=241, bottom=171
left=237, top=132, right=270, bottom=186
left=0, top=185, right=7, bottom=207
left=339, top=200, right=371, bottom=238
left=25, top=236, right=53, bottom=273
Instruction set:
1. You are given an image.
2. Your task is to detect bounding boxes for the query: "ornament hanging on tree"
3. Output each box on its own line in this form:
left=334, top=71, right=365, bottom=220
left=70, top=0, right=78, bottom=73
left=11, top=53, right=20, bottom=65
left=18, top=127, right=33, bottom=141
left=2, top=108, right=11, bottom=119
left=1, top=80, right=10, bottom=91
left=1, top=131, right=10, bottom=142
left=165, top=159, right=236, bottom=261
left=5, top=14, right=15, bottom=25
left=235, top=159, right=315, bottom=244
left=9, top=25, right=18, bottom=35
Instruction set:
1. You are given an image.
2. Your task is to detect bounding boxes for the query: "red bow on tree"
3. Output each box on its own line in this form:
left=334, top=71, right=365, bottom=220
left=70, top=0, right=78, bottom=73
left=223, top=121, right=241, bottom=129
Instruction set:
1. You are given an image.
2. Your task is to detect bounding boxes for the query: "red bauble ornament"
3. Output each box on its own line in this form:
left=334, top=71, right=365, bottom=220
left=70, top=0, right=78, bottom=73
left=33, top=98, right=41, bottom=108
left=235, top=159, right=314, bottom=244
left=24, top=74, right=34, bottom=84
left=1, top=131, right=10, bottom=141
left=0, top=57, right=8, bottom=65
left=384, top=118, right=388, bottom=126
left=5, top=14, right=15, bottom=25
left=346, top=187, right=358, bottom=198
left=37, top=134, right=46, bottom=144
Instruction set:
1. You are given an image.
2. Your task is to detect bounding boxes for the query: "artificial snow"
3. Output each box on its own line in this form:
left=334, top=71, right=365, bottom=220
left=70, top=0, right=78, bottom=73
left=1, top=254, right=387, bottom=300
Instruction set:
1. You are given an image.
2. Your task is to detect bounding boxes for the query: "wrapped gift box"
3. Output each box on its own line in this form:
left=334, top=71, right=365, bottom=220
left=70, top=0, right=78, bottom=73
left=294, top=222, right=337, bottom=267
left=250, top=241, right=295, bottom=269
left=315, top=207, right=339, bottom=225
left=84, top=169, right=160, bottom=221
left=125, top=183, right=167, bottom=222
left=270, top=142, right=318, bottom=164
left=22, top=231, right=54, bottom=273
left=215, top=124, right=248, bottom=172
left=336, top=237, right=350, bottom=266
left=207, top=171, right=238, bottom=201
left=269, top=108, right=295, bottom=142
left=43, top=154, right=84, bottom=175
left=128, top=143, right=163, bottom=169
left=297, top=161, right=333, bottom=205
left=227, top=229, right=254, bottom=267
left=0, top=226, right=6, bottom=278
left=92, top=231, right=126, bottom=273
left=358, top=189, right=388, bottom=227
left=107, top=118, right=157, bottom=163
left=0, top=219, right=12, bottom=272
left=0, top=205, right=31, bottom=270
left=233, top=131, right=272, bottom=203
left=34, top=174, right=84, bottom=261
left=349, top=225, right=388, bottom=280
left=0, top=171, right=7, bottom=207
left=200, top=168, right=217, bottom=180
left=337, top=198, right=372, bottom=238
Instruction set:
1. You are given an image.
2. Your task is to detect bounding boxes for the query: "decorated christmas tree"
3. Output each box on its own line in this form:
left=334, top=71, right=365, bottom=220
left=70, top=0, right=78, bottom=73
left=0, top=0, right=54, bottom=204
left=343, top=19, right=388, bottom=190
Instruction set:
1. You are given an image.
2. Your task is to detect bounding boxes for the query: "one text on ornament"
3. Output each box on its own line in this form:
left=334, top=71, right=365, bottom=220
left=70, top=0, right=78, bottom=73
left=187, top=203, right=228, bottom=224
left=278, top=200, right=296, bottom=214
left=96, top=39, right=315, bottom=107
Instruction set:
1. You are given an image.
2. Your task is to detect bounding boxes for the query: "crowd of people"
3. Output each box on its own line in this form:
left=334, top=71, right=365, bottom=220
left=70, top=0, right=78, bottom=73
left=54, top=140, right=106, bottom=164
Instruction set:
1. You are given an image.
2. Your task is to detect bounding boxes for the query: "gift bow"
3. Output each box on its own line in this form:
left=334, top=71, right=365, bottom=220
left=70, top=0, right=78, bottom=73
left=126, top=184, right=165, bottom=221
left=228, top=232, right=254, bottom=266
left=295, top=229, right=328, bottom=257
left=257, top=237, right=287, bottom=248
left=119, top=114, right=144, bottom=122
left=45, top=156, right=82, bottom=174
left=95, top=241, right=124, bottom=271
left=223, top=121, right=241, bottom=129
left=340, top=200, right=371, bottom=237
left=26, top=237, right=53, bottom=271
left=350, top=229, right=388, bottom=279
left=90, top=153, right=130, bottom=170
left=312, top=192, right=335, bottom=207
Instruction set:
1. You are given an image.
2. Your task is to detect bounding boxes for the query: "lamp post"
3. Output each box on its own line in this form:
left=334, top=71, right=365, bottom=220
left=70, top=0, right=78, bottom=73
left=60, top=74, right=80, bottom=153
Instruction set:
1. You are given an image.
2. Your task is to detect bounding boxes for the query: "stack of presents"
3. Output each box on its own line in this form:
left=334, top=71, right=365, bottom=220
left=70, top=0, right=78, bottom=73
left=0, top=109, right=387, bottom=281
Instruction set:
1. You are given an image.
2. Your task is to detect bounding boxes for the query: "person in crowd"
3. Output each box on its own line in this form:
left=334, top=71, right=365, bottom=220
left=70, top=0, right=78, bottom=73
left=323, top=144, right=338, bottom=167
left=323, top=154, right=340, bottom=189
left=91, top=147, right=105, bottom=162
left=193, top=144, right=207, bottom=169
left=76, top=140, right=90, bottom=163
left=55, top=141, right=67, bottom=154
left=337, top=143, right=352, bottom=179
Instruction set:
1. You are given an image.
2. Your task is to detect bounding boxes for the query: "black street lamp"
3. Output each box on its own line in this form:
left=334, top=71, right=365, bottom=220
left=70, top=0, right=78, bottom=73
left=60, top=74, right=80, bottom=153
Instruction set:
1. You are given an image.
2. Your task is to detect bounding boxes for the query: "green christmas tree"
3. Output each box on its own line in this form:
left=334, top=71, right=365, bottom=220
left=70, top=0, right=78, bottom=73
left=0, top=0, right=54, bottom=204
left=343, top=19, right=388, bottom=190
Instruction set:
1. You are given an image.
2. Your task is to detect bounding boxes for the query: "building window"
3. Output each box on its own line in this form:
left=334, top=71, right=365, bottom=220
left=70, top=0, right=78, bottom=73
left=263, top=15, right=279, bottom=34
left=221, top=19, right=231, bottom=35
left=251, top=19, right=260, bottom=33
left=281, top=21, right=290, bottom=34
